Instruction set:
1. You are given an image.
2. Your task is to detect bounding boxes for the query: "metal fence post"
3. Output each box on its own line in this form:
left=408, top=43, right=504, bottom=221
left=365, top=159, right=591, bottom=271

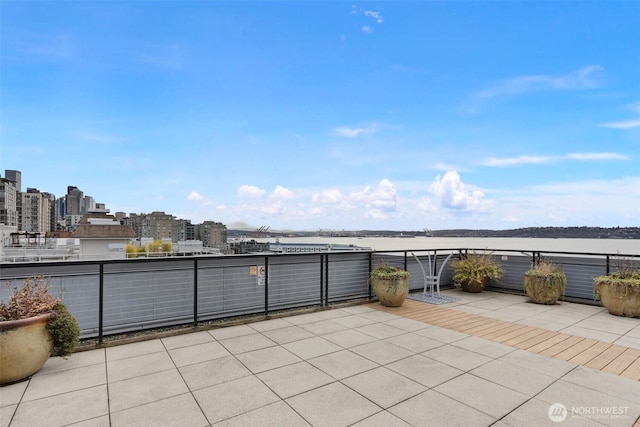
left=193, top=258, right=198, bottom=327
left=98, top=263, right=104, bottom=344
left=264, top=256, right=269, bottom=316
left=324, top=254, right=329, bottom=307
left=368, top=252, right=372, bottom=299
left=320, top=254, right=324, bottom=306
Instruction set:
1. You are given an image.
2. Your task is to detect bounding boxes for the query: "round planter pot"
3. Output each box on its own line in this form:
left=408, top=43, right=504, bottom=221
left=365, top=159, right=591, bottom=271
left=371, top=277, right=409, bottom=307
left=595, top=281, right=640, bottom=318
left=524, top=274, right=565, bottom=305
left=460, top=278, right=488, bottom=293
left=0, top=313, right=53, bottom=385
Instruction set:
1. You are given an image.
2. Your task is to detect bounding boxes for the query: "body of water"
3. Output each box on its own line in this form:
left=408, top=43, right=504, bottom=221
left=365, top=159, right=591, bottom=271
left=257, top=236, right=640, bottom=255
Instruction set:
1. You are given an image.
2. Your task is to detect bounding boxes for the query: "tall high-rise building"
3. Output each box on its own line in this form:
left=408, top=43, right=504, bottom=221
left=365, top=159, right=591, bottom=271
left=65, top=186, right=83, bottom=215
left=4, top=170, right=21, bottom=192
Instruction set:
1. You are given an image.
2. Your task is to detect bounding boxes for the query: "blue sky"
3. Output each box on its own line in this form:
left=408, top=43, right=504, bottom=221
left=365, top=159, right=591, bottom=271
left=1, top=1, right=638, bottom=231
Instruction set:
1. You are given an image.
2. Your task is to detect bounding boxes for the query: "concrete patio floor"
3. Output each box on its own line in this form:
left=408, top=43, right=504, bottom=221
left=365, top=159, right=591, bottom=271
left=1, top=290, right=639, bottom=427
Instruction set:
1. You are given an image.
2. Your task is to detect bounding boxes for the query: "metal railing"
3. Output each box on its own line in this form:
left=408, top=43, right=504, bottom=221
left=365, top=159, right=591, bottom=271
left=1, top=248, right=637, bottom=343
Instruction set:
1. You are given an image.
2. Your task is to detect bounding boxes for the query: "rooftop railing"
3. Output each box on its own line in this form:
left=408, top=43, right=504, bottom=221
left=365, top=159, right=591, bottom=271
left=1, top=248, right=637, bottom=344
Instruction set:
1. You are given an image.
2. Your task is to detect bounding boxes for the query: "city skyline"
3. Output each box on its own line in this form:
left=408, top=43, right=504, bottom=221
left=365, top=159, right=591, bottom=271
left=2, top=2, right=638, bottom=231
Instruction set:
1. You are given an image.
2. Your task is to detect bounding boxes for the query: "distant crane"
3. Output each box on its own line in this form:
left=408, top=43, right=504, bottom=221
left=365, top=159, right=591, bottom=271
left=255, top=225, right=270, bottom=237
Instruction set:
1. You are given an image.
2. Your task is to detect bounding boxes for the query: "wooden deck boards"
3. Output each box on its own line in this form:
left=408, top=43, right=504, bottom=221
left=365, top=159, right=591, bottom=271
left=372, top=299, right=640, bottom=381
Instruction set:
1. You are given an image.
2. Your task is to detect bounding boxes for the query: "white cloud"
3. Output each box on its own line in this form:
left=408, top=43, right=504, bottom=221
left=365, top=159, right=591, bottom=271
left=364, top=10, right=384, bottom=24
left=600, top=119, right=640, bottom=129
left=478, top=65, right=604, bottom=98
left=483, top=155, right=554, bottom=167
left=566, top=152, right=628, bottom=161
left=361, top=25, right=372, bottom=33
left=350, top=179, right=398, bottom=211
left=269, top=185, right=295, bottom=201
left=312, top=189, right=344, bottom=204
left=187, top=191, right=204, bottom=201
left=429, top=171, right=488, bottom=210
left=330, top=124, right=377, bottom=138
left=484, top=152, right=628, bottom=167
left=600, top=102, right=640, bottom=129
left=238, top=185, right=266, bottom=199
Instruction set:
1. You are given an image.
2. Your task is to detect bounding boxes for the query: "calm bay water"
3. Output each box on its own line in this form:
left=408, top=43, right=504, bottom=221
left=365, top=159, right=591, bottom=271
left=258, top=236, right=640, bottom=255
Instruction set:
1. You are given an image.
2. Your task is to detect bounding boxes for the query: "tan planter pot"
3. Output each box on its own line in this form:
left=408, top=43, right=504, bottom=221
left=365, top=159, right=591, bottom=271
left=372, top=277, right=409, bottom=307
left=595, top=281, right=640, bottom=318
left=0, top=313, right=53, bottom=384
left=460, top=277, right=488, bottom=293
left=524, top=273, right=566, bottom=305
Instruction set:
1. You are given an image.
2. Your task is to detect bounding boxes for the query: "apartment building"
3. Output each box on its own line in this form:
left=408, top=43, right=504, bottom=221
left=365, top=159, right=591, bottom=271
left=0, top=176, right=18, bottom=227
left=20, top=188, right=52, bottom=233
left=197, top=220, right=227, bottom=248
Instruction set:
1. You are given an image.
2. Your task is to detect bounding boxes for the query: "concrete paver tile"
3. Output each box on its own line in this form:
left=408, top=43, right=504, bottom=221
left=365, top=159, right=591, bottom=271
left=560, top=366, right=640, bottom=404
left=383, top=317, right=431, bottom=332
left=208, top=324, right=256, bottom=340
left=235, top=345, right=301, bottom=374
left=470, top=359, right=557, bottom=396
left=282, top=336, right=342, bottom=359
left=321, top=329, right=378, bottom=348
left=108, top=369, right=189, bottom=413
left=414, top=325, right=469, bottom=343
left=0, top=381, right=27, bottom=408
left=385, top=332, right=444, bottom=353
left=308, top=350, right=378, bottom=380
left=9, top=385, right=108, bottom=427
left=218, top=332, right=277, bottom=354
left=499, top=349, right=576, bottom=377
left=332, top=315, right=377, bottom=328
left=451, top=335, right=516, bottom=359
left=387, top=353, right=464, bottom=388
left=342, top=366, right=426, bottom=408
left=299, top=319, right=349, bottom=335
left=193, top=375, right=280, bottom=424
left=106, top=339, right=165, bottom=361
left=107, top=350, right=175, bottom=382
left=22, top=363, right=106, bottom=402
left=355, top=323, right=406, bottom=340
left=214, top=401, right=311, bottom=427
left=422, top=344, right=493, bottom=372
left=168, top=340, right=230, bottom=367
left=256, top=361, right=334, bottom=399
left=350, top=411, right=412, bottom=427
left=110, top=393, right=208, bottom=427
left=502, top=398, right=604, bottom=427
left=261, top=325, right=315, bottom=344
left=350, top=340, right=414, bottom=365
left=179, top=355, right=252, bottom=391
left=35, top=349, right=105, bottom=375
left=434, top=373, right=528, bottom=419
left=161, top=331, right=214, bottom=350
left=536, top=380, right=640, bottom=427
left=286, top=382, right=380, bottom=427
left=247, top=318, right=291, bottom=332
left=388, top=389, right=495, bottom=427
left=0, top=405, right=16, bottom=427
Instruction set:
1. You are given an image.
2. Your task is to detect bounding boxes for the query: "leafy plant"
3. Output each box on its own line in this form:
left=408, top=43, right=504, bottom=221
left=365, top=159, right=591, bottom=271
left=525, top=259, right=567, bottom=290
left=370, top=262, right=410, bottom=281
left=594, top=255, right=640, bottom=299
left=451, top=250, right=503, bottom=287
left=0, top=276, right=80, bottom=357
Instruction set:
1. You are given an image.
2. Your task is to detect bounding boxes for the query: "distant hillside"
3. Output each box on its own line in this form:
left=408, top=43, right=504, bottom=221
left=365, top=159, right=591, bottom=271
left=229, top=227, right=640, bottom=239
